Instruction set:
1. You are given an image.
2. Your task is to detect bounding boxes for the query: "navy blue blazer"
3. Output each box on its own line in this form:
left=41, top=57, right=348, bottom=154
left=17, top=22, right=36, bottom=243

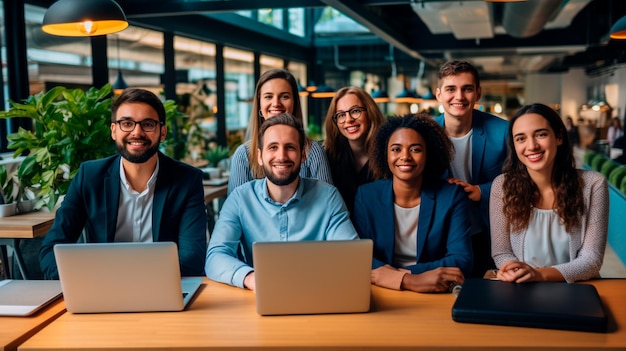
left=353, top=179, right=472, bottom=276
left=40, top=152, right=207, bottom=279
left=435, top=109, right=508, bottom=232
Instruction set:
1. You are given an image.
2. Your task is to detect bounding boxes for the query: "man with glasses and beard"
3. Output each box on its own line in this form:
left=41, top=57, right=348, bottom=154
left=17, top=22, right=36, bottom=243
left=205, top=113, right=357, bottom=291
left=40, top=89, right=207, bottom=279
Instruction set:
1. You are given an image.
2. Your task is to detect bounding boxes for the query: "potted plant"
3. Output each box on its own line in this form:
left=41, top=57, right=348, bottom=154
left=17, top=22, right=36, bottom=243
left=205, top=145, right=231, bottom=168
left=0, top=84, right=117, bottom=211
left=0, top=164, right=17, bottom=216
left=161, top=100, right=204, bottom=161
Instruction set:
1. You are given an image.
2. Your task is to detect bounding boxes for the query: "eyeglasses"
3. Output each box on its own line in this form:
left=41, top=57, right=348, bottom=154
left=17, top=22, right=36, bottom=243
left=114, top=119, right=163, bottom=132
left=333, top=106, right=365, bottom=124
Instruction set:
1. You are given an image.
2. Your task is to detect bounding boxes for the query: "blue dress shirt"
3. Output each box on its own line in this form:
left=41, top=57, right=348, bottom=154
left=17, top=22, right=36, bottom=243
left=205, top=177, right=358, bottom=288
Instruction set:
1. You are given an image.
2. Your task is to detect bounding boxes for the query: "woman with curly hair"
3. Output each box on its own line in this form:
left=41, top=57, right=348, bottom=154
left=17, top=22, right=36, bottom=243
left=490, top=103, right=609, bottom=283
left=353, top=113, right=472, bottom=293
left=228, top=69, right=332, bottom=194
left=323, top=86, right=385, bottom=212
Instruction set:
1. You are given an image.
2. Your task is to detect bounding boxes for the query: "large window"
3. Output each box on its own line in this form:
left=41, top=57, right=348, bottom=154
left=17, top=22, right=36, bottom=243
left=224, top=46, right=254, bottom=132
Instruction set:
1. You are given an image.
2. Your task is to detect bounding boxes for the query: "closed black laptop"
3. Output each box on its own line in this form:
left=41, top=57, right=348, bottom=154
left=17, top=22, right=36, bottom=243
left=452, top=279, right=608, bottom=332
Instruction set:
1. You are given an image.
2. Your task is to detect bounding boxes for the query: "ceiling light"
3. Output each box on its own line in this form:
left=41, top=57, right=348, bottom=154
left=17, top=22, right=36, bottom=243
left=395, top=88, right=421, bottom=104
left=371, top=89, right=390, bottom=103
left=305, top=81, right=318, bottom=92
left=310, top=85, right=335, bottom=99
left=42, top=0, right=128, bottom=37
left=298, top=81, right=309, bottom=97
left=112, top=71, right=128, bottom=95
left=112, top=35, right=127, bottom=94
left=610, top=15, right=626, bottom=39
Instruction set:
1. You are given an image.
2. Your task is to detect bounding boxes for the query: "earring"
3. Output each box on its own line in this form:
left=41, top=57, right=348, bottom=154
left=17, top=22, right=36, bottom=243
left=258, top=109, right=264, bottom=118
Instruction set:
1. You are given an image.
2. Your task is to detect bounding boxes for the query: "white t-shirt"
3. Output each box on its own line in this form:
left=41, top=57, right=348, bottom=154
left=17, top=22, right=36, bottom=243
left=393, top=203, right=420, bottom=267
left=449, top=129, right=473, bottom=182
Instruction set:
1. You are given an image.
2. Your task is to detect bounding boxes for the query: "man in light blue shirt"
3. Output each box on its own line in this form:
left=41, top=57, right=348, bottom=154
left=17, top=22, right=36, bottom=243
left=205, top=113, right=358, bottom=290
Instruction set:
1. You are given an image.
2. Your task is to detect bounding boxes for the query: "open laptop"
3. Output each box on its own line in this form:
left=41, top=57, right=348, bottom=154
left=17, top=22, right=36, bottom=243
left=54, top=242, right=202, bottom=313
left=451, top=278, right=608, bottom=332
left=0, top=280, right=63, bottom=316
left=252, top=239, right=373, bottom=316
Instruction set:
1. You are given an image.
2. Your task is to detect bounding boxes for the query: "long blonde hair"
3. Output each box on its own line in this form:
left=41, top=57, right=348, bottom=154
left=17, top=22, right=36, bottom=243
left=247, top=69, right=306, bottom=178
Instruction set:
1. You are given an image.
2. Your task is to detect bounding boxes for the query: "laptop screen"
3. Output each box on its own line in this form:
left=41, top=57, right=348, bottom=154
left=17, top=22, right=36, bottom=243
left=54, top=242, right=201, bottom=313
left=252, top=239, right=373, bottom=315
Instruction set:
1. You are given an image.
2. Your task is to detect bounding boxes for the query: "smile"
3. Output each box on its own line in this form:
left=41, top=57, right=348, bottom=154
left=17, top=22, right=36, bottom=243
left=526, top=152, right=544, bottom=162
left=345, top=125, right=360, bottom=133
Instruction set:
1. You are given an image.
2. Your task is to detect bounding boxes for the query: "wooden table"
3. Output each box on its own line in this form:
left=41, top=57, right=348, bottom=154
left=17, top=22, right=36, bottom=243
left=0, top=299, right=65, bottom=351
left=0, top=212, right=55, bottom=279
left=0, top=212, right=55, bottom=239
left=19, top=278, right=626, bottom=350
left=203, top=184, right=227, bottom=204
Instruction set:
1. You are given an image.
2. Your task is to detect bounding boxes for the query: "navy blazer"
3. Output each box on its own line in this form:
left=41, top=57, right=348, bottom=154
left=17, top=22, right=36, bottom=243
left=435, top=109, right=508, bottom=232
left=40, top=152, right=207, bottom=279
left=353, top=179, right=473, bottom=276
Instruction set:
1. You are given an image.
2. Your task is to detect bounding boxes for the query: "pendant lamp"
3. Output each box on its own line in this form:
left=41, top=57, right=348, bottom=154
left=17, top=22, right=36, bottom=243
left=371, top=89, right=390, bottom=104
left=42, top=0, right=128, bottom=37
left=298, top=81, right=309, bottom=97
left=112, top=71, right=128, bottom=95
left=395, top=87, right=421, bottom=104
left=311, top=84, right=335, bottom=99
left=112, top=35, right=128, bottom=94
left=610, top=16, right=626, bottom=39
left=305, top=80, right=318, bottom=93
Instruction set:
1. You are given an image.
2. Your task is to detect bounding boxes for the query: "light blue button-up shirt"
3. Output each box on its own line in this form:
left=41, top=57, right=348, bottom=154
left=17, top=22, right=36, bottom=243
left=205, top=177, right=358, bottom=288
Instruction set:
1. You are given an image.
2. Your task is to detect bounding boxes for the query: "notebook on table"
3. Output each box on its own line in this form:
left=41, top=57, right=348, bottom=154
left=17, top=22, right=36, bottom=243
left=0, top=280, right=63, bottom=316
left=451, top=278, right=608, bottom=332
left=54, top=242, right=202, bottom=313
left=252, top=239, right=373, bottom=316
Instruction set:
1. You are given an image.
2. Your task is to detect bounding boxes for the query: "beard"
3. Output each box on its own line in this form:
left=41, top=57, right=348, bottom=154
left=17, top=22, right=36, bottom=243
left=263, top=162, right=301, bottom=186
left=116, top=137, right=160, bottom=164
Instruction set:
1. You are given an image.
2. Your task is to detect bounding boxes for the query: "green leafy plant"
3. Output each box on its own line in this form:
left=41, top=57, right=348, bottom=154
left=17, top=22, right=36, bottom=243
left=204, top=145, right=231, bottom=167
left=161, top=100, right=204, bottom=160
left=0, top=165, right=16, bottom=204
left=307, top=122, right=323, bottom=141
left=0, top=84, right=116, bottom=211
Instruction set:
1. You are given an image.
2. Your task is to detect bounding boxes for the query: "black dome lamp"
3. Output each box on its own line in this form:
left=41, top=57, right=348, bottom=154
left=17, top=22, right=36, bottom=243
left=42, top=0, right=128, bottom=37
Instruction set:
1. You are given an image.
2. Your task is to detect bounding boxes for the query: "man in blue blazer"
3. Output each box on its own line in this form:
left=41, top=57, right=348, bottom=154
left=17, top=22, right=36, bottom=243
left=40, top=89, right=207, bottom=279
left=434, top=60, right=509, bottom=277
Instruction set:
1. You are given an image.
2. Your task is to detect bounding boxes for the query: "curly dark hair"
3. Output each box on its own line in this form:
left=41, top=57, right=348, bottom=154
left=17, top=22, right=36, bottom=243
left=502, top=103, right=585, bottom=233
left=370, top=113, right=453, bottom=187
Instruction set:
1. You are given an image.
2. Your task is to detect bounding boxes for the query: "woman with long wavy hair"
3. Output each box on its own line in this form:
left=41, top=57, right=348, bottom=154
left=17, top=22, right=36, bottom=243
left=323, top=86, right=385, bottom=212
left=490, top=103, right=608, bottom=283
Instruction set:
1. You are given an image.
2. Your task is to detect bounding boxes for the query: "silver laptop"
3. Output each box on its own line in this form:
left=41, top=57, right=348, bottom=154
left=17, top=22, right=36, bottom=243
left=54, top=242, right=202, bottom=313
left=0, top=280, right=63, bottom=316
left=252, top=239, right=373, bottom=315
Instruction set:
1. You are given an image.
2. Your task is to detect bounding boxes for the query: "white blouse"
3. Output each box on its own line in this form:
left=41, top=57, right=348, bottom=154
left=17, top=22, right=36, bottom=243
left=523, top=208, right=570, bottom=268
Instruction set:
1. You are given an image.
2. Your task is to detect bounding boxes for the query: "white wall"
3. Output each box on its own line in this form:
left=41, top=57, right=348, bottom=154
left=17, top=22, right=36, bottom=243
left=560, top=68, right=587, bottom=122
left=524, top=73, right=562, bottom=106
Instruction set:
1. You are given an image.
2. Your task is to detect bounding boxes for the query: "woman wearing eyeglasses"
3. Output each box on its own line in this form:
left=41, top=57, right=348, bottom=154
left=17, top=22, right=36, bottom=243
left=323, top=86, right=385, bottom=212
left=228, top=69, right=332, bottom=194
